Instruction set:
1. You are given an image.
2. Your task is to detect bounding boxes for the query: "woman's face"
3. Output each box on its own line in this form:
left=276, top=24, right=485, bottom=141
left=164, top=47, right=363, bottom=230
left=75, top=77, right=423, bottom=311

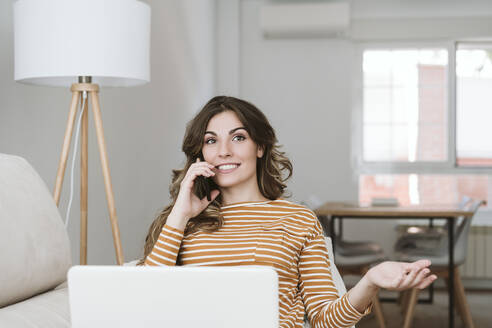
left=202, top=110, right=264, bottom=191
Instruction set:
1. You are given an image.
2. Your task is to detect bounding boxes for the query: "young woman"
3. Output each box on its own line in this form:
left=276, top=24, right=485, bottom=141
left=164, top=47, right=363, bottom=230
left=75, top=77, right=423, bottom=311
left=139, top=96, right=436, bottom=328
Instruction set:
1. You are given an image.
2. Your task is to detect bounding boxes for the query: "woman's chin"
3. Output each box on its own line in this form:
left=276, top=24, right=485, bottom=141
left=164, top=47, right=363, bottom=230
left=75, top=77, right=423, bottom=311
left=214, top=180, right=237, bottom=189
left=214, top=176, right=245, bottom=189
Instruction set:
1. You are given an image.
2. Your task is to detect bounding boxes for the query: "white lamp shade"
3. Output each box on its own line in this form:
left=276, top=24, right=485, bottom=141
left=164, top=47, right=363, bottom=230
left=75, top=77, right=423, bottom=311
left=14, top=0, right=151, bottom=87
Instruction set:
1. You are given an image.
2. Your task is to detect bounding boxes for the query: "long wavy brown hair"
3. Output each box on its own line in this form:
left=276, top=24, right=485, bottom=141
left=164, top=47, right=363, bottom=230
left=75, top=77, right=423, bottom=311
left=138, top=96, right=293, bottom=265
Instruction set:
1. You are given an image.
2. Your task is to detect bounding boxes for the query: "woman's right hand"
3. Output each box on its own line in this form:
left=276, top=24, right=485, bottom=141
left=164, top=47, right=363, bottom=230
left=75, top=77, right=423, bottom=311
left=167, top=158, right=220, bottom=230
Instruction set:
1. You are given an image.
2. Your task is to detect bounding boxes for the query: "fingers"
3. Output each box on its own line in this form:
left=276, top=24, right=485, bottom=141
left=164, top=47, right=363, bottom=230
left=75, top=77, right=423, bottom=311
left=397, top=260, right=432, bottom=289
left=192, top=162, right=215, bottom=175
left=180, top=163, right=216, bottom=191
left=413, top=259, right=432, bottom=270
left=185, top=163, right=215, bottom=180
left=407, top=267, right=430, bottom=288
left=399, top=265, right=421, bottom=288
left=193, top=158, right=215, bottom=170
left=190, top=165, right=215, bottom=177
left=415, top=274, right=437, bottom=290
left=396, top=267, right=417, bottom=288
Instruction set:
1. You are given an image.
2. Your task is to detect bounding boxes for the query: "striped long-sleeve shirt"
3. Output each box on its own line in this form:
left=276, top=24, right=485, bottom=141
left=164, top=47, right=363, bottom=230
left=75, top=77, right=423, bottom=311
left=144, top=199, right=370, bottom=328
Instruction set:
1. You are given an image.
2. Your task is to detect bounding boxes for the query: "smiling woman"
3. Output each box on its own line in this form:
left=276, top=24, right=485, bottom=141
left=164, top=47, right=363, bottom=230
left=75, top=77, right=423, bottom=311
left=138, top=96, right=437, bottom=328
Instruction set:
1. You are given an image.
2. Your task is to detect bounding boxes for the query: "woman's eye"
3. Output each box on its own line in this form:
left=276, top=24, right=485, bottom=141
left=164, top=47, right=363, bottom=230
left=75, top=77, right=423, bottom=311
left=233, top=135, right=246, bottom=142
left=205, top=138, right=216, bottom=144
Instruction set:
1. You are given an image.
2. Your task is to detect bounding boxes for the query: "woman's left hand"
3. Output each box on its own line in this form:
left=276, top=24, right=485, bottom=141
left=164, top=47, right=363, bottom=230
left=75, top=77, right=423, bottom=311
left=366, top=260, right=437, bottom=291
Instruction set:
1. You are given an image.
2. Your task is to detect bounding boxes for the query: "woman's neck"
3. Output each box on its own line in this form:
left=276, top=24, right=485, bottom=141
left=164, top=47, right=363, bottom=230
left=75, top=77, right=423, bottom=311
left=220, top=186, right=269, bottom=206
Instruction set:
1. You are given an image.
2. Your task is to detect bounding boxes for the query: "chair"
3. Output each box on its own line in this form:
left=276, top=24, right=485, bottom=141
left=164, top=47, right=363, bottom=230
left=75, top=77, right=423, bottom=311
left=318, top=215, right=387, bottom=328
left=394, top=196, right=471, bottom=254
left=395, top=199, right=484, bottom=328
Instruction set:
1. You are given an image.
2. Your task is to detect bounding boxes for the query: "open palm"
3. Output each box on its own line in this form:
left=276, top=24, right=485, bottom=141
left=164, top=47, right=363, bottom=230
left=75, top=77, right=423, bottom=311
left=367, top=260, right=437, bottom=291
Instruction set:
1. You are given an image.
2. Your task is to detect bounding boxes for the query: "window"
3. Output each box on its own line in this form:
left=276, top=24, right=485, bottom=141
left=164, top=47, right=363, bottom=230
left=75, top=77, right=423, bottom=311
left=358, top=43, right=491, bottom=208
left=456, top=43, right=492, bottom=167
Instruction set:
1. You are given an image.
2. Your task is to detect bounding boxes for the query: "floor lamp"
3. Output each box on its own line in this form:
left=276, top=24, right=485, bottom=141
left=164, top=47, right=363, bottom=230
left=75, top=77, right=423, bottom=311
left=13, top=0, right=151, bottom=265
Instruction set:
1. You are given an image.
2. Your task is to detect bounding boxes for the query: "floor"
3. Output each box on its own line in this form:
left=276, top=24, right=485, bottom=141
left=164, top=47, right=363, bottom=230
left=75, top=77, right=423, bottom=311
left=357, top=289, right=492, bottom=328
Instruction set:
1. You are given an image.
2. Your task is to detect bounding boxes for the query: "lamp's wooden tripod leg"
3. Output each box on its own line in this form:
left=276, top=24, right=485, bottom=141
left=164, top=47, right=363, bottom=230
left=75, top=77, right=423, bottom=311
left=53, top=91, right=80, bottom=205
left=90, top=91, right=125, bottom=265
left=80, top=95, right=89, bottom=265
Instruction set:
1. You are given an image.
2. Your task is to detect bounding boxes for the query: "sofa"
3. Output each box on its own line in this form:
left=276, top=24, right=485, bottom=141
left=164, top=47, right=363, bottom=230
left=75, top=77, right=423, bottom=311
left=0, top=153, right=72, bottom=327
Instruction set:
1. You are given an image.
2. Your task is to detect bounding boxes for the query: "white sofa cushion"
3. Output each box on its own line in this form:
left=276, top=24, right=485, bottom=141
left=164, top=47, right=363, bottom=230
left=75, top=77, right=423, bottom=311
left=0, top=282, right=70, bottom=328
left=0, top=154, right=72, bottom=308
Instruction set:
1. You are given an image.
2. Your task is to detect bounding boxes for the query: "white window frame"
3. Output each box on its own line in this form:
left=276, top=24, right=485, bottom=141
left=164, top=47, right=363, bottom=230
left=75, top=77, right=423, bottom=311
left=353, top=40, right=492, bottom=176
left=353, top=41, right=492, bottom=224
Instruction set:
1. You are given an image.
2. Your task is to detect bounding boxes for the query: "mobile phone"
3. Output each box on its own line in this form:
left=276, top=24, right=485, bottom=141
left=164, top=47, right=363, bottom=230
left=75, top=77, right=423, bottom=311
left=196, top=176, right=212, bottom=201
left=194, top=154, right=213, bottom=201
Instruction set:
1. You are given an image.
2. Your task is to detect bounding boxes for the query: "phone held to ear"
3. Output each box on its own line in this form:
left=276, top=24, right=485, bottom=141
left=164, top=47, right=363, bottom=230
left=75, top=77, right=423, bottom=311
left=195, top=154, right=213, bottom=201
left=196, top=175, right=212, bottom=201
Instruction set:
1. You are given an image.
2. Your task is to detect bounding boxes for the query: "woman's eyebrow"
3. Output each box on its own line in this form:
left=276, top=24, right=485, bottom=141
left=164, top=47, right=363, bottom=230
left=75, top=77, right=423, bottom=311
left=229, top=127, right=247, bottom=134
left=204, top=127, right=248, bottom=136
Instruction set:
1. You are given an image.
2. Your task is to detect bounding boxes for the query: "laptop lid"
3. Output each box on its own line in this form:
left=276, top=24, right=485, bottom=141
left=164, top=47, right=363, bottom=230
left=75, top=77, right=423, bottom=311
left=68, top=265, right=279, bottom=328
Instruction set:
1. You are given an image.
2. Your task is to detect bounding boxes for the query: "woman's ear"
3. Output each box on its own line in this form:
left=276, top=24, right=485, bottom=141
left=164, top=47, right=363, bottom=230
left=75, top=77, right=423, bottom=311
left=257, top=145, right=265, bottom=158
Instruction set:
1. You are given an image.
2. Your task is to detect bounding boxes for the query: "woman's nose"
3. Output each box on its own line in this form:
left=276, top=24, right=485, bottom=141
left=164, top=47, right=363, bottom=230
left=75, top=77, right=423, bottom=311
left=218, top=141, right=232, bottom=157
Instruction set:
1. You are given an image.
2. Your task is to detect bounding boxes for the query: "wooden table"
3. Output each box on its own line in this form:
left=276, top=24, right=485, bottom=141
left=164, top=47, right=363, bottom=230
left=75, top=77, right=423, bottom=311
left=314, top=202, right=475, bottom=328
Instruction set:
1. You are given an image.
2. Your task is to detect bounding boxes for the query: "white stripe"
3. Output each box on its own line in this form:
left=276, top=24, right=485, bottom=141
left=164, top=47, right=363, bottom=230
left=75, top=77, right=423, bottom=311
left=156, top=239, right=179, bottom=251
left=184, top=258, right=256, bottom=266
left=149, top=251, right=174, bottom=263
left=180, top=246, right=256, bottom=254
left=254, top=253, right=292, bottom=266
left=159, top=233, right=181, bottom=244
left=185, top=236, right=259, bottom=242
left=162, top=227, right=183, bottom=238
left=184, top=253, right=255, bottom=260
left=153, top=244, right=178, bottom=256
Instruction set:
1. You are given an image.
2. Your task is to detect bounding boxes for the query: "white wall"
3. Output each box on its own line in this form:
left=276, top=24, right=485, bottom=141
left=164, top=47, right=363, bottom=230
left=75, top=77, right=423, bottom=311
left=0, top=0, right=215, bottom=264
left=216, top=0, right=492, bottom=253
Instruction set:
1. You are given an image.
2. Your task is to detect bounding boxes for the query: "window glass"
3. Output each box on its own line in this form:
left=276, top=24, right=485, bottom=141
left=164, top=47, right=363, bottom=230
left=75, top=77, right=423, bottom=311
left=456, top=43, right=492, bottom=167
left=363, top=49, right=448, bottom=162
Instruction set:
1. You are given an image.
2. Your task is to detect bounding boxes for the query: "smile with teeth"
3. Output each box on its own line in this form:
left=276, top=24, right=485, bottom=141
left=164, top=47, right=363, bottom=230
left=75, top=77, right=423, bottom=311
left=216, top=163, right=240, bottom=173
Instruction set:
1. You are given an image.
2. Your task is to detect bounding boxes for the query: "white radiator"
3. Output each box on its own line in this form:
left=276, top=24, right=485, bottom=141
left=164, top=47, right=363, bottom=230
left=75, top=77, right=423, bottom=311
left=461, top=226, right=492, bottom=279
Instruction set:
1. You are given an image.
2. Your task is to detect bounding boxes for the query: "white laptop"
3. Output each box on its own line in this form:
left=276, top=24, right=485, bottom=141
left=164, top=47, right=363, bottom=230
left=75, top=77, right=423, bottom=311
left=68, top=265, right=279, bottom=328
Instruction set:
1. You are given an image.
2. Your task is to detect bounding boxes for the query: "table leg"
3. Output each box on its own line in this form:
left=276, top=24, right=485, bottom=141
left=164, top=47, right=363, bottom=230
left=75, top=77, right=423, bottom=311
left=338, top=219, right=343, bottom=239
left=428, top=217, right=434, bottom=304
left=331, top=216, right=336, bottom=254
left=447, top=217, right=454, bottom=328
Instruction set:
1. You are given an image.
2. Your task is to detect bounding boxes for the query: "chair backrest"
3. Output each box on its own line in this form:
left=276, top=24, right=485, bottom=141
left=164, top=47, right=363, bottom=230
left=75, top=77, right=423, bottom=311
left=454, top=195, right=472, bottom=232
left=454, top=199, right=484, bottom=265
left=458, top=195, right=472, bottom=208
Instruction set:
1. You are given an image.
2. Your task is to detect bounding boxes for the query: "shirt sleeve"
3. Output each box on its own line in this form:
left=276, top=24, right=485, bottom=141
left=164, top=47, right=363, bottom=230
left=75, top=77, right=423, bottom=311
left=144, top=224, right=184, bottom=266
left=299, top=219, right=371, bottom=328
